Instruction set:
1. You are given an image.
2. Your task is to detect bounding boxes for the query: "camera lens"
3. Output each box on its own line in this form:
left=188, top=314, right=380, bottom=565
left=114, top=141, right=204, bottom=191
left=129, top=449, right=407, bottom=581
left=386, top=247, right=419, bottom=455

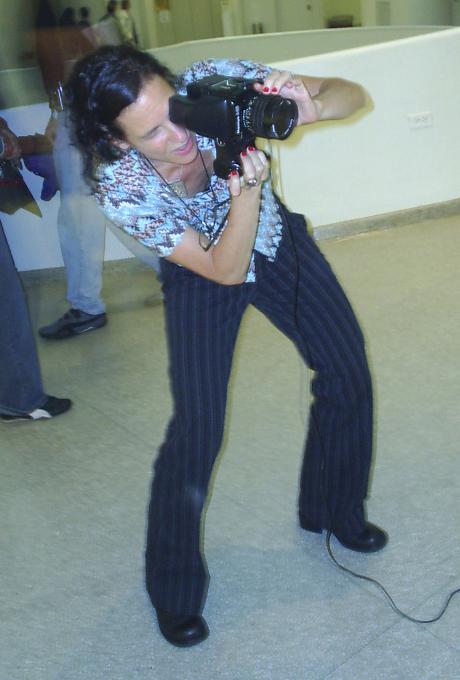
left=244, top=94, right=298, bottom=140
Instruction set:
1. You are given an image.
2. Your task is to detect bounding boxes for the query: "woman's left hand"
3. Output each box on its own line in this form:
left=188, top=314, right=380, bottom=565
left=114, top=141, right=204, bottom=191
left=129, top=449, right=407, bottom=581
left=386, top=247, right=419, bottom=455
left=253, top=70, right=320, bottom=126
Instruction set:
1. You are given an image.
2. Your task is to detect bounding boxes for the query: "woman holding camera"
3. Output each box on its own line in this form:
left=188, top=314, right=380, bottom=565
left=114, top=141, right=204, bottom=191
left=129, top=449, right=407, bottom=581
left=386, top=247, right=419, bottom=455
left=66, top=45, right=387, bottom=647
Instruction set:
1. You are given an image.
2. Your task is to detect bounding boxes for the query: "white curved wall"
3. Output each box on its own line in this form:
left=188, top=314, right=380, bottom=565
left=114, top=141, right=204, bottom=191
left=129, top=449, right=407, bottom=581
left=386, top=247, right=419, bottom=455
left=271, top=26, right=460, bottom=226
left=2, top=26, right=460, bottom=271
left=155, top=24, right=450, bottom=71
left=0, top=25, right=448, bottom=108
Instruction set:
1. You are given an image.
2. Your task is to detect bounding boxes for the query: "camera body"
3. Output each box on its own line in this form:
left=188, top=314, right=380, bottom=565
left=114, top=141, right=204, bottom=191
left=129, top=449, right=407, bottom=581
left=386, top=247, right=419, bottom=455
left=169, top=74, right=298, bottom=178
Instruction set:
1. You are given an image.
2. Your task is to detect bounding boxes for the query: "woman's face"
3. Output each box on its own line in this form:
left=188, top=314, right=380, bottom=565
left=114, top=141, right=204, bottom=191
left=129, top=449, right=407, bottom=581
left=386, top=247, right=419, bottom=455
left=115, top=76, right=198, bottom=169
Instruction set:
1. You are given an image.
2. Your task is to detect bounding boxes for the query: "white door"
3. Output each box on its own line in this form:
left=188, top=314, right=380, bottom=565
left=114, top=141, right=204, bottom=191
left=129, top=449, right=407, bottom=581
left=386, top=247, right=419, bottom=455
left=169, top=0, right=220, bottom=43
left=242, top=0, right=278, bottom=33
left=277, top=0, right=324, bottom=32
left=376, top=0, right=391, bottom=25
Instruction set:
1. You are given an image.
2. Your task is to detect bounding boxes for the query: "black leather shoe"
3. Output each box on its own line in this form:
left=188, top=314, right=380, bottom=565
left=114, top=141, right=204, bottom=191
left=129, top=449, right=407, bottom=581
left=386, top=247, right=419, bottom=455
left=333, top=523, right=388, bottom=553
left=300, top=516, right=388, bottom=553
left=156, top=608, right=209, bottom=647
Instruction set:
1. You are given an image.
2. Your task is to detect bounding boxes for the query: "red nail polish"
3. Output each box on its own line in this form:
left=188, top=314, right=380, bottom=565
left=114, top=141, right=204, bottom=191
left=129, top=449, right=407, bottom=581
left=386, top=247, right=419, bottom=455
left=263, top=86, right=270, bottom=93
left=241, top=150, right=248, bottom=157
left=271, top=86, right=278, bottom=93
left=248, top=146, right=255, bottom=152
left=230, top=170, right=239, bottom=176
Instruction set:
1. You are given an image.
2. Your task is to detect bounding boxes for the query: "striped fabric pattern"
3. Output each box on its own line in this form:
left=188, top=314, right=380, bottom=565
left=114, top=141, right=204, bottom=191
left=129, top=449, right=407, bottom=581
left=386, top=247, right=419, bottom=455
left=145, top=205, right=373, bottom=615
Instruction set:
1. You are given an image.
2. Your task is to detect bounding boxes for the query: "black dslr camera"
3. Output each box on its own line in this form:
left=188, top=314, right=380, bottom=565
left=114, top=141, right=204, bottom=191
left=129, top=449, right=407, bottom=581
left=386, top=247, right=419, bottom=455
left=169, top=74, right=298, bottom=179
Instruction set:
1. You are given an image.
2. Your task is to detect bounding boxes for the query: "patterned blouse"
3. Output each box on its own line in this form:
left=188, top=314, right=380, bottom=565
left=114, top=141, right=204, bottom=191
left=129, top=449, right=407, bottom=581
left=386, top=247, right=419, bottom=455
left=94, top=58, right=285, bottom=282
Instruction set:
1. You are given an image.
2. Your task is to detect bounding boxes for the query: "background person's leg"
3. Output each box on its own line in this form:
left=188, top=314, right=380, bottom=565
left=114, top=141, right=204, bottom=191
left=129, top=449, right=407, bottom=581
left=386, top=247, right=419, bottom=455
left=53, top=112, right=106, bottom=316
left=0, top=220, right=45, bottom=415
left=39, top=113, right=107, bottom=339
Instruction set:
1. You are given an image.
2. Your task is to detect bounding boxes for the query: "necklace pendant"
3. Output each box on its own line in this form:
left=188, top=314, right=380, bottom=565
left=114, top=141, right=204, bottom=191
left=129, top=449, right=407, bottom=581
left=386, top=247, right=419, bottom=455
left=168, top=179, right=188, bottom=199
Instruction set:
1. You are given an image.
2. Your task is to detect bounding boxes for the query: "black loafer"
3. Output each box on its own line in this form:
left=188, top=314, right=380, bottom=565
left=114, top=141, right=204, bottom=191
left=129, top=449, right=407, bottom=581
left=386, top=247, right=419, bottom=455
left=300, top=516, right=388, bottom=553
left=156, top=608, right=209, bottom=647
left=333, top=523, right=388, bottom=553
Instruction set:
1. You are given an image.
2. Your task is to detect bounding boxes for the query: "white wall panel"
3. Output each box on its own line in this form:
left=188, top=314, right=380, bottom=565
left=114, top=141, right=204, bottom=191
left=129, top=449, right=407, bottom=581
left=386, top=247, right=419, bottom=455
left=3, top=26, right=460, bottom=269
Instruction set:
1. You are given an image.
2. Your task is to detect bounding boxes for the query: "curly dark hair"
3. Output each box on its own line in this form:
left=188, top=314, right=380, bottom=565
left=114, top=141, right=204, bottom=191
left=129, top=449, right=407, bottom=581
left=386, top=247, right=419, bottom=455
left=65, top=45, right=177, bottom=179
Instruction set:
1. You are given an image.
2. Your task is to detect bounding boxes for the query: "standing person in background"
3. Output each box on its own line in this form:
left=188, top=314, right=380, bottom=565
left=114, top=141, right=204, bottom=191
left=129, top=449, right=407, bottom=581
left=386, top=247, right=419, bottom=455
left=94, top=0, right=123, bottom=46
left=33, top=0, right=109, bottom=338
left=33, top=0, right=159, bottom=340
left=116, top=0, right=139, bottom=47
left=78, top=6, right=91, bottom=28
left=77, top=6, right=97, bottom=47
left=0, top=118, right=71, bottom=422
left=58, top=7, right=76, bottom=27
left=100, top=0, right=119, bottom=21
left=57, top=6, right=92, bottom=58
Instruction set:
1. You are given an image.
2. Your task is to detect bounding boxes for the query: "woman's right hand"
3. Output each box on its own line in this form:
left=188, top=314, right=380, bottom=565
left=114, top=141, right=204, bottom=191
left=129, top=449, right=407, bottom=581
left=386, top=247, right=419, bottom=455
left=227, top=146, right=269, bottom=197
left=166, top=146, right=270, bottom=285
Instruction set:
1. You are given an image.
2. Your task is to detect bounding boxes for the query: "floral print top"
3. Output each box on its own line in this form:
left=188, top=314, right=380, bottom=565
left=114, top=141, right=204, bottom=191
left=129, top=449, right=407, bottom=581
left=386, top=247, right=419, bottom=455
left=94, top=58, right=285, bottom=282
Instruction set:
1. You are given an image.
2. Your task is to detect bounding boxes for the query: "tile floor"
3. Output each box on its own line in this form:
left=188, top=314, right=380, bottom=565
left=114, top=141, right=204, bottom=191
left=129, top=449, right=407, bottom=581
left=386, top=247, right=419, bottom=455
left=1, top=215, right=459, bottom=680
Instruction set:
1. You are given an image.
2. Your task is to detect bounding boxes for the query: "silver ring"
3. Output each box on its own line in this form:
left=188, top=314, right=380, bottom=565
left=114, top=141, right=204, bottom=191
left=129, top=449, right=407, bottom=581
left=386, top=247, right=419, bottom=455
left=246, top=178, right=258, bottom=187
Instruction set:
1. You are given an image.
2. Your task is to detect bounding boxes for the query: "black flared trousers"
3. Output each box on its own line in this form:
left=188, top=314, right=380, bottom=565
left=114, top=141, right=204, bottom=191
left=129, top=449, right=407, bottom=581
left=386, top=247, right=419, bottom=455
left=146, top=205, right=373, bottom=615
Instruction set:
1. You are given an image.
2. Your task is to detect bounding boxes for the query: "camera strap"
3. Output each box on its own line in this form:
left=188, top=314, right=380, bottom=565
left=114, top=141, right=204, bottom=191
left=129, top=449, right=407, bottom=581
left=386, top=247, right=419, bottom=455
left=166, top=164, right=188, bottom=199
left=142, top=149, right=230, bottom=251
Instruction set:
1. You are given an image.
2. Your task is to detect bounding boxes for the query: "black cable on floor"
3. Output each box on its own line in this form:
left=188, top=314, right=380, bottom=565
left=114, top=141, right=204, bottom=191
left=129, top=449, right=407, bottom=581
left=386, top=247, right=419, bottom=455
left=325, top=531, right=460, bottom=624
left=278, top=198, right=460, bottom=625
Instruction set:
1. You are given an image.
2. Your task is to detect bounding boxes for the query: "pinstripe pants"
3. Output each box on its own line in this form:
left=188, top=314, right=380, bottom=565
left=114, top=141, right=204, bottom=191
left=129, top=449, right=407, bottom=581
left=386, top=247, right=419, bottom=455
left=146, top=205, right=373, bottom=615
